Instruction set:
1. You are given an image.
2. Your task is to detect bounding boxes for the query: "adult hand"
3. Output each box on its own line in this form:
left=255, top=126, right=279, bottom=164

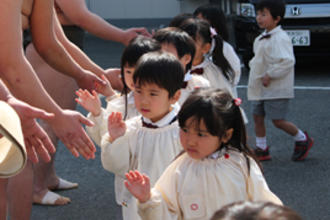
left=76, top=69, right=106, bottom=94
left=104, top=68, right=123, bottom=92
left=7, top=97, right=56, bottom=163
left=125, top=170, right=151, bottom=203
left=46, top=109, right=96, bottom=160
left=122, top=27, right=152, bottom=45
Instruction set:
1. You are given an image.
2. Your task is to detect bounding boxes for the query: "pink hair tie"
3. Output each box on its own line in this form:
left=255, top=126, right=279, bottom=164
left=210, top=27, right=217, bottom=37
left=233, top=98, right=242, bottom=106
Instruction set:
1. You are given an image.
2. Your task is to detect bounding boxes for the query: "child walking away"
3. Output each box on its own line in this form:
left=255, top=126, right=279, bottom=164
left=125, top=88, right=282, bottom=220
left=100, top=51, right=184, bottom=220
left=76, top=36, right=161, bottom=146
left=153, top=27, right=210, bottom=105
left=193, top=4, right=242, bottom=98
left=248, top=0, right=313, bottom=161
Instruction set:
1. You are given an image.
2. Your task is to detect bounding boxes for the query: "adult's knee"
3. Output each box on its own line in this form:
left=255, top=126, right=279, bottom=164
left=272, top=119, right=284, bottom=129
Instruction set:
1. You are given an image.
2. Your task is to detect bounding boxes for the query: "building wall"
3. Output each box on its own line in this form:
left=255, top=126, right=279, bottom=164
left=86, top=0, right=209, bottom=20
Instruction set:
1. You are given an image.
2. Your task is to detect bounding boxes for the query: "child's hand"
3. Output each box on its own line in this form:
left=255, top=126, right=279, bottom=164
left=262, top=74, right=271, bottom=87
left=75, top=89, right=102, bottom=116
left=124, top=170, right=151, bottom=203
left=107, top=112, right=126, bottom=141
left=94, top=75, right=116, bottom=98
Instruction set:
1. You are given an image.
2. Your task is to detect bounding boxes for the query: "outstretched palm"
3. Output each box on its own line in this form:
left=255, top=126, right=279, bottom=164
left=125, top=170, right=151, bottom=203
left=107, top=112, right=126, bottom=141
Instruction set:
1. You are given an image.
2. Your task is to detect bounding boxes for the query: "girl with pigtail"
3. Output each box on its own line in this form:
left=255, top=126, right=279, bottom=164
left=124, top=88, right=281, bottom=220
left=179, top=18, right=236, bottom=96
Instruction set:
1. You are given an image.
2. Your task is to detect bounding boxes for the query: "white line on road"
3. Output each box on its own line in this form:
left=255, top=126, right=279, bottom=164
left=237, top=85, right=330, bottom=90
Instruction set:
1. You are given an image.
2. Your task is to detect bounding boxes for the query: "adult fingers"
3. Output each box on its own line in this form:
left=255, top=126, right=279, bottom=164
left=28, top=136, right=51, bottom=163
left=78, top=113, right=94, bottom=127
left=24, top=138, right=39, bottom=164
left=34, top=124, right=56, bottom=154
left=25, top=105, right=55, bottom=121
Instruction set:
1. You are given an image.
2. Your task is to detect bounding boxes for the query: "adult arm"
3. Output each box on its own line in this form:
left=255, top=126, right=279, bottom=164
left=29, top=0, right=104, bottom=92
left=56, top=0, right=150, bottom=46
left=0, top=0, right=95, bottom=159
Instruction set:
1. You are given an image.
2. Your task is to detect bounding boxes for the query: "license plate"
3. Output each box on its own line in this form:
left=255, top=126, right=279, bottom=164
left=286, top=30, right=310, bottom=46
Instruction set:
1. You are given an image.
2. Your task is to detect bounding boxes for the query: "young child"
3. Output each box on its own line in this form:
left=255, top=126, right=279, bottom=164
left=193, top=5, right=242, bottom=98
left=100, top=51, right=184, bottom=220
left=211, top=201, right=302, bottom=220
left=153, top=27, right=210, bottom=104
left=248, top=0, right=313, bottom=161
left=75, top=36, right=161, bottom=146
left=179, top=18, right=235, bottom=96
left=125, top=88, right=282, bottom=220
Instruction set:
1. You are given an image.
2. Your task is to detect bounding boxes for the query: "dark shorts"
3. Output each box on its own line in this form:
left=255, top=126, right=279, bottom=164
left=251, top=99, right=290, bottom=120
left=62, top=25, right=85, bottom=50
left=23, top=25, right=85, bottom=51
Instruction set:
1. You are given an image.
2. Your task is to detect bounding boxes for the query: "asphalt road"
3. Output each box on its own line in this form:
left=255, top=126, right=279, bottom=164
left=31, top=34, right=330, bottom=220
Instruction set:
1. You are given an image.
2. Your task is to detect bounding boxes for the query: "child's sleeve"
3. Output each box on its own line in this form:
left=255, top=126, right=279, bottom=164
left=138, top=159, right=181, bottom=220
left=86, top=108, right=108, bottom=147
left=247, top=159, right=283, bottom=205
left=265, top=35, right=295, bottom=79
left=100, top=118, right=138, bottom=178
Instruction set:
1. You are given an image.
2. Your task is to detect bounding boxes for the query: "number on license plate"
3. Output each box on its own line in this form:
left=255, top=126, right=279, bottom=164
left=286, top=30, right=310, bottom=46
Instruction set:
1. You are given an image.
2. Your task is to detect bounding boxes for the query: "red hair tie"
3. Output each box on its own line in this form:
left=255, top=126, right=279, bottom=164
left=234, top=98, right=242, bottom=107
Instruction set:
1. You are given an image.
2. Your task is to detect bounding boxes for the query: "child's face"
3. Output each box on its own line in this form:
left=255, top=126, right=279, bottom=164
left=180, top=117, right=221, bottom=160
left=123, top=64, right=135, bottom=91
left=160, top=43, right=188, bottom=72
left=192, top=36, right=210, bottom=66
left=134, top=82, right=178, bottom=122
left=256, top=8, right=280, bottom=32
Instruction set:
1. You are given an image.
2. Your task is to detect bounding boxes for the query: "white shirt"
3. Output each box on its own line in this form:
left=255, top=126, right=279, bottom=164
left=248, top=26, right=295, bottom=100
left=138, top=148, right=282, bottom=220
left=100, top=104, right=183, bottom=220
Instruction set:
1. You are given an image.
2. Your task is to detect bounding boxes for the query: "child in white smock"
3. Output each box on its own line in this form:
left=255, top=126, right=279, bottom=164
left=76, top=36, right=161, bottom=146
left=100, top=52, right=185, bottom=219
left=125, top=88, right=282, bottom=220
left=153, top=27, right=210, bottom=105
left=194, top=4, right=242, bottom=98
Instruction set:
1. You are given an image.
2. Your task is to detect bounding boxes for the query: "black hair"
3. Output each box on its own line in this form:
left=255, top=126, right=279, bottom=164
left=178, top=88, right=261, bottom=173
left=133, top=51, right=184, bottom=98
left=179, top=18, right=234, bottom=83
left=256, top=0, right=286, bottom=25
left=120, top=36, right=161, bottom=119
left=193, top=4, right=229, bottom=42
left=211, top=201, right=302, bottom=220
left=153, top=27, right=196, bottom=71
left=169, top=13, right=194, bottom=28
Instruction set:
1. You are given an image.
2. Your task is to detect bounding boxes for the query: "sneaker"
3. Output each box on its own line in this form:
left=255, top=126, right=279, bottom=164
left=254, top=147, right=271, bottom=161
left=292, top=131, right=314, bottom=161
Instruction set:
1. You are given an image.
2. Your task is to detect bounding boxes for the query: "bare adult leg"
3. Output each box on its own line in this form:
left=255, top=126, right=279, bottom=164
left=7, top=162, right=33, bottom=220
left=272, top=119, right=298, bottom=136
left=26, top=44, right=79, bottom=205
left=0, top=178, right=8, bottom=220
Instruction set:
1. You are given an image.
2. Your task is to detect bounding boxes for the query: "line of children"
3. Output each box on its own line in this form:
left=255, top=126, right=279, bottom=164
left=125, top=88, right=282, bottom=219
left=248, top=0, right=313, bottom=161
left=153, top=27, right=210, bottom=104
left=76, top=36, right=161, bottom=146
left=100, top=51, right=185, bottom=219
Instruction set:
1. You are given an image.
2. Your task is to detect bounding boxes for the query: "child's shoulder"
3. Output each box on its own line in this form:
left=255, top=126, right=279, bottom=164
left=189, top=74, right=210, bottom=88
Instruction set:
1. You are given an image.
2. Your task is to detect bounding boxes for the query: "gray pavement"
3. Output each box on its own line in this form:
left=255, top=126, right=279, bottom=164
left=31, top=34, right=330, bottom=220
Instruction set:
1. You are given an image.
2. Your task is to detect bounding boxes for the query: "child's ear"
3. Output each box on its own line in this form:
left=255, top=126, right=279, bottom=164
left=221, top=128, right=234, bottom=144
left=180, top=54, right=191, bottom=67
left=274, top=16, right=281, bottom=25
left=170, top=90, right=181, bottom=104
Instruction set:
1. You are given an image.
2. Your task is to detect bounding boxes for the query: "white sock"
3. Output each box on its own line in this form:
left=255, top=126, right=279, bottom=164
left=294, top=129, right=306, bottom=142
left=256, top=137, right=267, bottom=150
